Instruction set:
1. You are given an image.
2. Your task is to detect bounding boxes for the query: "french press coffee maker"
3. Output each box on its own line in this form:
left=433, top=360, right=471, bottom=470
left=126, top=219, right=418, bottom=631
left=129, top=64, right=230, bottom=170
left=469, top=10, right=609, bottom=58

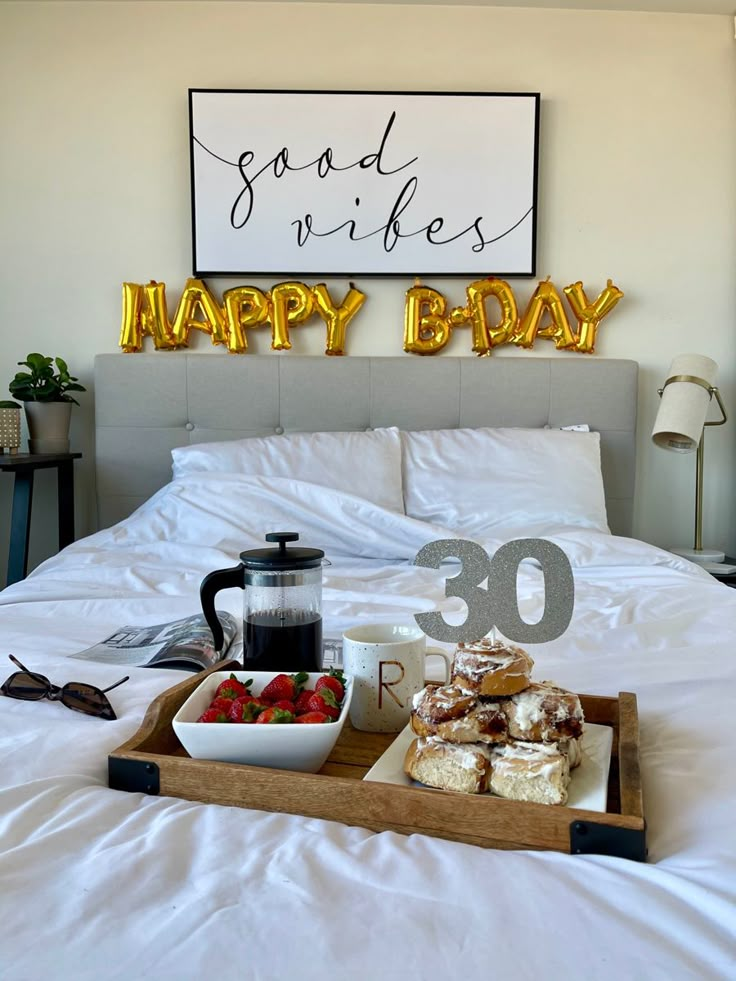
left=200, top=532, right=324, bottom=672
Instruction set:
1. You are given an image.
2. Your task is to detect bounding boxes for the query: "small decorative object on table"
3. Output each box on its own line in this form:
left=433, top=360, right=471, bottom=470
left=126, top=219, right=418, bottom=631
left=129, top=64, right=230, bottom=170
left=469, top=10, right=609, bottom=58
left=0, top=400, right=21, bottom=454
left=8, top=353, right=86, bottom=453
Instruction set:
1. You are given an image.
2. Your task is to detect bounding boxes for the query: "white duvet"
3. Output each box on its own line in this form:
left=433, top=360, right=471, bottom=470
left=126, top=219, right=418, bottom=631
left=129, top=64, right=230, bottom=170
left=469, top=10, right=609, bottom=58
left=1, top=474, right=735, bottom=980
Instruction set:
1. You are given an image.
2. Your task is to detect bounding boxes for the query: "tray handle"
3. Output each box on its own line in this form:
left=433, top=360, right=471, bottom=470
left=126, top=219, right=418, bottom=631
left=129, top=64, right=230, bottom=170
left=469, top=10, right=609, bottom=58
left=112, top=659, right=241, bottom=757
left=617, top=691, right=644, bottom=819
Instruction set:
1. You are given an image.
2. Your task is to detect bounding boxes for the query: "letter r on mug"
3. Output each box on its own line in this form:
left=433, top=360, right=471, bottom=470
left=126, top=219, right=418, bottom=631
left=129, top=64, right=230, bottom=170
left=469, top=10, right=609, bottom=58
left=378, top=660, right=405, bottom=708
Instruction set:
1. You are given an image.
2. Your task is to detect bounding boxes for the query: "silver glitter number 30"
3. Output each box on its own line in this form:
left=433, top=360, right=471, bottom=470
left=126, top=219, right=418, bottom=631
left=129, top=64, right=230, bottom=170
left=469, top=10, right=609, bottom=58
left=413, top=538, right=574, bottom=644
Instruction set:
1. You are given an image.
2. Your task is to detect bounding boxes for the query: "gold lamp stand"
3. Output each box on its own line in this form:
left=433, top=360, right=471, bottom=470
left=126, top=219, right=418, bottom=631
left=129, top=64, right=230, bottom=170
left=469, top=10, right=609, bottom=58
left=657, top=374, right=728, bottom=564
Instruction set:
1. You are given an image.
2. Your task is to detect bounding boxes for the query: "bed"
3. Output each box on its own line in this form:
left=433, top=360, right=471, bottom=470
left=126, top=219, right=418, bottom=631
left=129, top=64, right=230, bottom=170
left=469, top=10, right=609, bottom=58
left=1, top=354, right=735, bottom=980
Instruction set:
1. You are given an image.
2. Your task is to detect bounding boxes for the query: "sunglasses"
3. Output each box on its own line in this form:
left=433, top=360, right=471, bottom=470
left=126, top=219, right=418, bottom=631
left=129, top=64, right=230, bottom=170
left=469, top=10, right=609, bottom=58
left=1, top=655, right=129, bottom=720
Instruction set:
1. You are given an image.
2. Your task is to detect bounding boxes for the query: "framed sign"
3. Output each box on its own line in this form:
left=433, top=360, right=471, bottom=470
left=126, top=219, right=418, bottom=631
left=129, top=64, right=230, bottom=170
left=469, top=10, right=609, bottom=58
left=189, top=89, right=540, bottom=278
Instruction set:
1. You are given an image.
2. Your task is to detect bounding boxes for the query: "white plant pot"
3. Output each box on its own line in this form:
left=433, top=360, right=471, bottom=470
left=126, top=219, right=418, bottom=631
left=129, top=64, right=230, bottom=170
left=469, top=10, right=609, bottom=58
left=24, top=401, right=72, bottom=454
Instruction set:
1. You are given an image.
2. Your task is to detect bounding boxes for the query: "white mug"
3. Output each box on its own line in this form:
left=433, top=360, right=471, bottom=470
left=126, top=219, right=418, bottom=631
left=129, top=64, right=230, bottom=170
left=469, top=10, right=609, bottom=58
left=342, top=623, right=452, bottom=733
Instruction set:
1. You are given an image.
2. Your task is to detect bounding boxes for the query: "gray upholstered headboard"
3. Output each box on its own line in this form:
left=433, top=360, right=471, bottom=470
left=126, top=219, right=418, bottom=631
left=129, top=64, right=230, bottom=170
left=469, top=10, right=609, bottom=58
left=94, top=354, right=638, bottom=536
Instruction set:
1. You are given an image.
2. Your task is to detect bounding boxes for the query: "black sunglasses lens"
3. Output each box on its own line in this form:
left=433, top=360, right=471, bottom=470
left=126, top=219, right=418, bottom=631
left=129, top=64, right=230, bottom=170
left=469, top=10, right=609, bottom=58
left=61, top=683, right=115, bottom=719
left=2, top=671, right=49, bottom=700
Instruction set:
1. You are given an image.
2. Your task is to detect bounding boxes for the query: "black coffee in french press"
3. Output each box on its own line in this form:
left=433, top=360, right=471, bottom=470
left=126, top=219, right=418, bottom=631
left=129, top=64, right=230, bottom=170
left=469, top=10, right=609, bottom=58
left=200, top=532, right=324, bottom=672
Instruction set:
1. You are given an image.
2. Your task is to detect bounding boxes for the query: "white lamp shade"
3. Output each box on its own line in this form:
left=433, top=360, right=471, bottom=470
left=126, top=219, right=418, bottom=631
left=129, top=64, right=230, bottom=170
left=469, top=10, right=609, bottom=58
left=652, top=354, right=718, bottom=453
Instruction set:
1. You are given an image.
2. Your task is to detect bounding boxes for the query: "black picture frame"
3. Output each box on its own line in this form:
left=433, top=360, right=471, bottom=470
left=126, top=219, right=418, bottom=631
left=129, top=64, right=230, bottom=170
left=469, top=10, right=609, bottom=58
left=189, top=89, right=540, bottom=278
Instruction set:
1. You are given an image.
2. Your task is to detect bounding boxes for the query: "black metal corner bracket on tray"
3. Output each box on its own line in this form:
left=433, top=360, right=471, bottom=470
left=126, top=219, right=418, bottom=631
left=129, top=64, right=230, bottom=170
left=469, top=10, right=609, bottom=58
left=570, top=820, right=648, bottom=862
left=108, top=757, right=160, bottom=796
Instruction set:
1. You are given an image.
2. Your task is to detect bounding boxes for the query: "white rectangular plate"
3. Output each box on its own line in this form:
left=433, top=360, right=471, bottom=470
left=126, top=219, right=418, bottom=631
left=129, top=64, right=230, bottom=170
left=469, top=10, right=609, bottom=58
left=363, top=723, right=614, bottom=812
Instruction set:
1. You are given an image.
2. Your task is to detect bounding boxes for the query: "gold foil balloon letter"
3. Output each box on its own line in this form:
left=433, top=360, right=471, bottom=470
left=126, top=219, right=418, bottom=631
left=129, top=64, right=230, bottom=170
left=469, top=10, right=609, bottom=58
left=564, top=279, right=624, bottom=354
left=511, top=279, right=577, bottom=351
left=119, top=282, right=143, bottom=353
left=312, top=283, right=366, bottom=356
left=170, top=278, right=228, bottom=348
left=119, top=281, right=176, bottom=352
left=222, top=286, right=270, bottom=353
left=269, top=282, right=314, bottom=351
left=465, top=278, right=518, bottom=356
left=403, top=286, right=450, bottom=355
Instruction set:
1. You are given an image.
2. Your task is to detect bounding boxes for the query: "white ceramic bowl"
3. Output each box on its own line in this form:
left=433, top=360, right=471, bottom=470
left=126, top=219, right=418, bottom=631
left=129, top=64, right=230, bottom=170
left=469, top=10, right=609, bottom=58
left=172, top=670, right=353, bottom=773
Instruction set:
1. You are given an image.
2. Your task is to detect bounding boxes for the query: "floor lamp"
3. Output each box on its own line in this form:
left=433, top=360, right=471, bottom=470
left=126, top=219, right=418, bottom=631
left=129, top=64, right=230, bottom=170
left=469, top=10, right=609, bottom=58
left=652, top=354, right=728, bottom=566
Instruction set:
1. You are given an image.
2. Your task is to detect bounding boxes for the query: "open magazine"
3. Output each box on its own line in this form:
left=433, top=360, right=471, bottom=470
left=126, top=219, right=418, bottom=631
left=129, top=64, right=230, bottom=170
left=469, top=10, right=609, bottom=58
left=69, top=612, right=240, bottom=672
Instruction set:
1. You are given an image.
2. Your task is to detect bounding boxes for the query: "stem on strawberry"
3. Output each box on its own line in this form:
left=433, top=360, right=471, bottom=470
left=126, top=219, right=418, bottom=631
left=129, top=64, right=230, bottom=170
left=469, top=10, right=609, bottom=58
left=293, top=671, right=310, bottom=694
left=319, top=687, right=339, bottom=708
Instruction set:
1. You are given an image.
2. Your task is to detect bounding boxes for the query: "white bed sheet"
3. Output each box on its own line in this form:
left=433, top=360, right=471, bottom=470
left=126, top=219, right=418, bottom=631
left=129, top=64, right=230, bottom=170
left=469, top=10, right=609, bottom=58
left=1, top=474, right=735, bottom=981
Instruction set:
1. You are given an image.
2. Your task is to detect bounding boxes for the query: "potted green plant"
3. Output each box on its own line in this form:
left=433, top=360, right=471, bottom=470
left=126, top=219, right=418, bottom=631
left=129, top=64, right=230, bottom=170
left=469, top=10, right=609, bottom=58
left=8, top=353, right=86, bottom=453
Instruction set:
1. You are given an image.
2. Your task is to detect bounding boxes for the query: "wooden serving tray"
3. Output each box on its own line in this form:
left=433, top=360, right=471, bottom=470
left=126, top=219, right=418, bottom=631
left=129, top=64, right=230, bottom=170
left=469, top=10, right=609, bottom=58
left=108, top=661, right=647, bottom=861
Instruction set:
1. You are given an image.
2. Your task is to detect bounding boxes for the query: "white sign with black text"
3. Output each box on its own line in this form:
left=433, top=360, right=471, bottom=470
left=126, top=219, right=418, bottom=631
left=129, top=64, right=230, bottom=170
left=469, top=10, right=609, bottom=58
left=189, top=89, right=539, bottom=277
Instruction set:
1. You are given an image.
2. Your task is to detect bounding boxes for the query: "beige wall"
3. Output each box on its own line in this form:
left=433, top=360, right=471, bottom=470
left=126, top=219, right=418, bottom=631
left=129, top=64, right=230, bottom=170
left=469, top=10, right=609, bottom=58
left=1, top=1, right=735, bottom=584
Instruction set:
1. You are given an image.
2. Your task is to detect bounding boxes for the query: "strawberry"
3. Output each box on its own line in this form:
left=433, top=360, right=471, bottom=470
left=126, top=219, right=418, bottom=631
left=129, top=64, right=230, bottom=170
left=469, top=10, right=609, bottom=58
left=294, top=689, right=316, bottom=715
left=271, top=699, right=296, bottom=713
left=214, top=674, right=252, bottom=700
left=295, top=711, right=331, bottom=724
left=315, top=670, right=345, bottom=703
left=260, top=672, right=309, bottom=704
left=197, top=707, right=231, bottom=723
left=229, top=695, right=268, bottom=723
left=209, top=696, right=235, bottom=715
left=305, top=689, right=340, bottom=720
left=255, top=706, right=295, bottom=724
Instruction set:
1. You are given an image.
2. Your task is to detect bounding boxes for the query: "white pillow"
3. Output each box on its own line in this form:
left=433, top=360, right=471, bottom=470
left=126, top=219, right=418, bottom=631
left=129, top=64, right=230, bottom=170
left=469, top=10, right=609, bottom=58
left=172, top=427, right=405, bottom=513
left=401, top=427, right=609, bottom=537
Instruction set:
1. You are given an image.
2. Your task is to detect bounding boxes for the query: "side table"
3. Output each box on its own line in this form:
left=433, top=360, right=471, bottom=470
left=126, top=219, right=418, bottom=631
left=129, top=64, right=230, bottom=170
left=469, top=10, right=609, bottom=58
left=709, top=556, right=736, bottom=589
left=0, top=452, right=82, bottom=586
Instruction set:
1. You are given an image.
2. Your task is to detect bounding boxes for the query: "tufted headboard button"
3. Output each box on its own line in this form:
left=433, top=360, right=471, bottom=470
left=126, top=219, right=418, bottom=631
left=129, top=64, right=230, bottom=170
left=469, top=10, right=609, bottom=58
left=274, top=426, right=284, bottom=435
left=185, top=422, right=194, bottom=432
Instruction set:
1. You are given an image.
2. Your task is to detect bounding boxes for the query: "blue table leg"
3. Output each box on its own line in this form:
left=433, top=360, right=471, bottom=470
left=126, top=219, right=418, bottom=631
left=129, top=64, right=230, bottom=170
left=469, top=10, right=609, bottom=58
left=8, top=470, right=33, bottom=586
left=57, top=460, right=75, bottom=549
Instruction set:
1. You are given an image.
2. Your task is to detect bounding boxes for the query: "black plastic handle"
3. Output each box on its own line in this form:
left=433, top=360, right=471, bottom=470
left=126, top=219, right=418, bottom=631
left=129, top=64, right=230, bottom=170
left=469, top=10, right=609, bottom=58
left=200, top=564, right=243, bottom=651
left=265, top=532, right=299, bottom=558
left=265, top=532, right=299, bottom=544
